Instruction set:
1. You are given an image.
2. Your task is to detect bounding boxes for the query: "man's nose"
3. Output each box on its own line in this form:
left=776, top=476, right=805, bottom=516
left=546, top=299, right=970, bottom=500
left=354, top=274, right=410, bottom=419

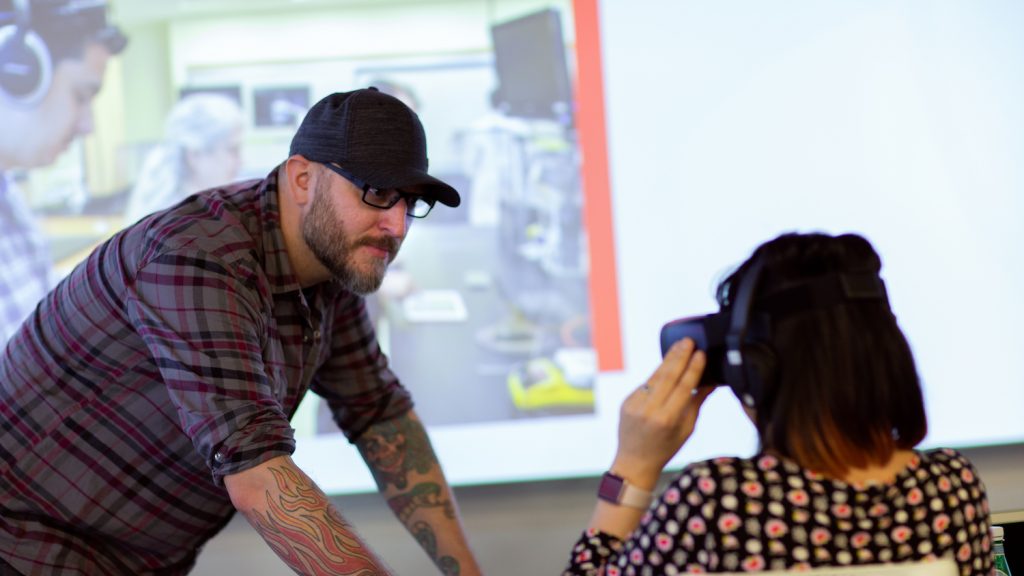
left=378, top=201, right=409, bottom=238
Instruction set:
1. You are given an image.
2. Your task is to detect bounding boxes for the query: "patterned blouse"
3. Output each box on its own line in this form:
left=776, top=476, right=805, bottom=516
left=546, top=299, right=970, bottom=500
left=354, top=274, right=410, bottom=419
left=565, top=448, right=992, bottom=576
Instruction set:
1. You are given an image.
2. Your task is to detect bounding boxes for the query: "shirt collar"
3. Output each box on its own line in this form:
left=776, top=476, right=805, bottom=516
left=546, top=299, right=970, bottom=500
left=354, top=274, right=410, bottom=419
left=258, top=165, right=302, bottom=297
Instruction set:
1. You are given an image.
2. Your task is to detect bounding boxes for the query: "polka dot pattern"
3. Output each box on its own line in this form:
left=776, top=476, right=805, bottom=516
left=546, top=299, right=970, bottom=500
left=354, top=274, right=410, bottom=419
left=564, top=449, right=992, bottom=576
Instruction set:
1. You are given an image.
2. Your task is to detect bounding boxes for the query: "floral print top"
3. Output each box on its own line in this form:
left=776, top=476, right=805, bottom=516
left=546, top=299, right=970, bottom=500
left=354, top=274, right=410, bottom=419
left=564, top=449, right=992, bottom=575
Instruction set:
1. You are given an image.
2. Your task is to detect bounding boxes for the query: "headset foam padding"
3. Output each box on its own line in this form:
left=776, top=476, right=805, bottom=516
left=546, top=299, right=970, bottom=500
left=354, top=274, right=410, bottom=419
left=0, top=21, right=53, bottom=105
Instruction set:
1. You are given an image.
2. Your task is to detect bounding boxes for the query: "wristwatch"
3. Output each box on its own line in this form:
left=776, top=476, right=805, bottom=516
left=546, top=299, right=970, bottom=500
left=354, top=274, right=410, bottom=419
left=597, top=471, right=654, bottom=509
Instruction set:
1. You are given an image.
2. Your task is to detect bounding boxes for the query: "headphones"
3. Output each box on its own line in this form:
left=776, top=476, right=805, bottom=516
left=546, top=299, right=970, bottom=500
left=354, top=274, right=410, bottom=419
left=659, top=256, right=888, bottom=409
left=0, top=0, right=53, bottom=106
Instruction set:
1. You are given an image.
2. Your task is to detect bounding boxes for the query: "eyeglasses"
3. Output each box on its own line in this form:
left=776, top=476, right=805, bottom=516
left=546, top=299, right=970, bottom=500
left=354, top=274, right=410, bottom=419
left=322, top=163, right=436, bottom=218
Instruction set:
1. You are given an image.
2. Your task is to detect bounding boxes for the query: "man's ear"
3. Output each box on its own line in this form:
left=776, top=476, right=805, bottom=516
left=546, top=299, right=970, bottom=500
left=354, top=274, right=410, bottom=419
left=284, top=154, right=314, bottom=206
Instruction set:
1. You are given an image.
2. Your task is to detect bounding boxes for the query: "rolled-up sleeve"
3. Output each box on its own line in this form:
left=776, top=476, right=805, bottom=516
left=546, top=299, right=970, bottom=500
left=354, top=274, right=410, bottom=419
left=127, top=248, right=295, bottom=485
left=311, top=292, right=413, bottom=441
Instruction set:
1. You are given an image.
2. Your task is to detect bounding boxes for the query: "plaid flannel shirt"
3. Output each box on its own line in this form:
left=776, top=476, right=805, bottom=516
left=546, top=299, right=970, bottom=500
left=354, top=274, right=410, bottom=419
left=0, top=168, right=413, bottom=575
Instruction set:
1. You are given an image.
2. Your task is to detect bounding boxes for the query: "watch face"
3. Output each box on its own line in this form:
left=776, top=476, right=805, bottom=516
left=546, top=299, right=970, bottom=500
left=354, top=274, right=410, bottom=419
left=597, top=472, right=624, bottom=503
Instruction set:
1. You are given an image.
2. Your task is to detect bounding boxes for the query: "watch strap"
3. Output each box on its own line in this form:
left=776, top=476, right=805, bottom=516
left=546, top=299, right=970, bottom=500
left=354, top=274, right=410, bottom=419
left=597, top=471, right=654, bottom=509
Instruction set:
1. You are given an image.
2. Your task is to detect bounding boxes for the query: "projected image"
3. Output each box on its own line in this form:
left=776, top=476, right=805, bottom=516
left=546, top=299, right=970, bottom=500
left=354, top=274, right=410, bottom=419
left=26, top=0, right=1022, bottom=503
left=252, top=85, right=310, bottom=127
left=304, top=7, right=605, bottom=435
left=179, top=84, right=242, bottom=105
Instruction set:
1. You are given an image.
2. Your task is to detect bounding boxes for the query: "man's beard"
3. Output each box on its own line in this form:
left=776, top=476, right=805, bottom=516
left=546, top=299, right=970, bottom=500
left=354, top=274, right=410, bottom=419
left=302, top=178, right=400, bottom=295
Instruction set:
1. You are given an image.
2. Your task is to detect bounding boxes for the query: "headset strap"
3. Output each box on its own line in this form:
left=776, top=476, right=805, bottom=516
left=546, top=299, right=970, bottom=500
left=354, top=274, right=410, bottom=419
left=754, top=273, right=887, bottom=319
left=721, top=267, right=885, bottom=407
left=723, top=258, right=764, bottom=405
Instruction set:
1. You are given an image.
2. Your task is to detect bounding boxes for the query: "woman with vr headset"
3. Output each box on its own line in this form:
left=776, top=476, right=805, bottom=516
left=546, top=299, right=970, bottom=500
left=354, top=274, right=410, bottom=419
left=563, top=232, right=992, bottom=575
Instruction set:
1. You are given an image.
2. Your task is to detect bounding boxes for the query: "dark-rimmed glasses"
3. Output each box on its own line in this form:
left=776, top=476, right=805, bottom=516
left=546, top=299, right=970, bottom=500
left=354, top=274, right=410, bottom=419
left=321, top=163, right=436, bottom=218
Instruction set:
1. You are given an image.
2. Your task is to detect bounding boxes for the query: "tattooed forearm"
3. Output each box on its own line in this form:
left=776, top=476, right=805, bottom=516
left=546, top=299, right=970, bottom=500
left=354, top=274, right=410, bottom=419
left=244, top=465, right=385, bottom=576
left=356, top=413, right=436, bottom=491
left=386, top=482, right=456, bottom=523
left=355, top=411, right=482, bottom=575
left=412, top=521, right=461, bottom=576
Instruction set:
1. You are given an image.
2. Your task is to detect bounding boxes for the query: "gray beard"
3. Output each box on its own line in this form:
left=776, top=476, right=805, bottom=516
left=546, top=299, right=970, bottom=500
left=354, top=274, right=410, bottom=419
left=302, top=179, right=396, bottom=295
left=328, top=255, right=386, bottom=295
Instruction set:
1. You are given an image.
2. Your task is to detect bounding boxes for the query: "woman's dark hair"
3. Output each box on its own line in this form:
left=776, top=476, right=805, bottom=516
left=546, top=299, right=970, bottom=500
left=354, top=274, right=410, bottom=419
left=716, top=232, right=927, bottom=476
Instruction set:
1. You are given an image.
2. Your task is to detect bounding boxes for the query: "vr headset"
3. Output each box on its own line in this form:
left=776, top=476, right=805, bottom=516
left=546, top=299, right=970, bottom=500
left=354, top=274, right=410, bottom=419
left=659, top=257, right=888, bottom=408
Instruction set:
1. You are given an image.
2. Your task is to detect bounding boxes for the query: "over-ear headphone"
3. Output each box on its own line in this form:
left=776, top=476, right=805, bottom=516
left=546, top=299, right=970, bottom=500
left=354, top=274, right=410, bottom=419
left=720, top=256, right=774, bottom=409
left=660, top=258, right=888, bottom=410
left=0, top=0, right=53, bottom=106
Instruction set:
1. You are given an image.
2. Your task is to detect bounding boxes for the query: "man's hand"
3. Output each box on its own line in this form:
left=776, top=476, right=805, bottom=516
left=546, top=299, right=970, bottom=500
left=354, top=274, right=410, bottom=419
left=225, top=455, right=392, bottom=575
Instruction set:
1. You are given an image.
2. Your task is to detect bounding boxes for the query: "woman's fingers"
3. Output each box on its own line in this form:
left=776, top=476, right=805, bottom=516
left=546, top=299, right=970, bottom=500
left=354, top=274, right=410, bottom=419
left=613, top=342, right=716, bottom=482
left=643, top=337, right=698, bottom=400
left=664, top=347, right=707, bottom=413
left=680, top=386, right=714, bottom=427
left=625, top=338, right=710, bottom=442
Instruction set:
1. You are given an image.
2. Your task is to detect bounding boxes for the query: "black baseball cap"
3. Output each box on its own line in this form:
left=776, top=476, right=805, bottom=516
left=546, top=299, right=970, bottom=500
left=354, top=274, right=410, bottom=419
left=289, top=87, right=460, bottom=207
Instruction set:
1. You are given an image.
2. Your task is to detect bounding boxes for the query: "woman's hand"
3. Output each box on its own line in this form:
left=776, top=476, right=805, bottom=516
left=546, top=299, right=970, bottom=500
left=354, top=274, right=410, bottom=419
left=610, top=338, right=714, bottom=490
left=580, top=338, right=714, bottom=543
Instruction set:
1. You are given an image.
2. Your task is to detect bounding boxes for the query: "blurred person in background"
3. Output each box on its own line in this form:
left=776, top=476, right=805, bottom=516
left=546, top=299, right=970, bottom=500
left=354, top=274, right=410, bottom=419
left=124, top=92, right=245, bottom=223
left=0, top=0, right=126, bottom=344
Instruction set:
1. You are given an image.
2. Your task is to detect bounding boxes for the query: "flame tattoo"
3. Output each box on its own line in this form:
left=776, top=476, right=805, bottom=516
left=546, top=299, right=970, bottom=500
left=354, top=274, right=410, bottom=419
left=248, top=465, right=384, bottom=575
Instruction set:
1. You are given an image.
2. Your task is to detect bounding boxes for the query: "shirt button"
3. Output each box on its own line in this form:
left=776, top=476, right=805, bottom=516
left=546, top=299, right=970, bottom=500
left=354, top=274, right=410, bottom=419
left=313, top=330, right=321, bottom=340
left=214, top=452, right=226, bottom=463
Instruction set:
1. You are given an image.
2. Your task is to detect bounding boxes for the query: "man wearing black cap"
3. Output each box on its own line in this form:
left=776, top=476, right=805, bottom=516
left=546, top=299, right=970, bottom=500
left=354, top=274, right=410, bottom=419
left=0, top=87, right=481, bottom=575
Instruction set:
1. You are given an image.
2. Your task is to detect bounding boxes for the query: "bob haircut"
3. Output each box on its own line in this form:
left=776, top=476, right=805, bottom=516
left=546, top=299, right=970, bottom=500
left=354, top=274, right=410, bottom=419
left=715, top=232, right=927, bottom=477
